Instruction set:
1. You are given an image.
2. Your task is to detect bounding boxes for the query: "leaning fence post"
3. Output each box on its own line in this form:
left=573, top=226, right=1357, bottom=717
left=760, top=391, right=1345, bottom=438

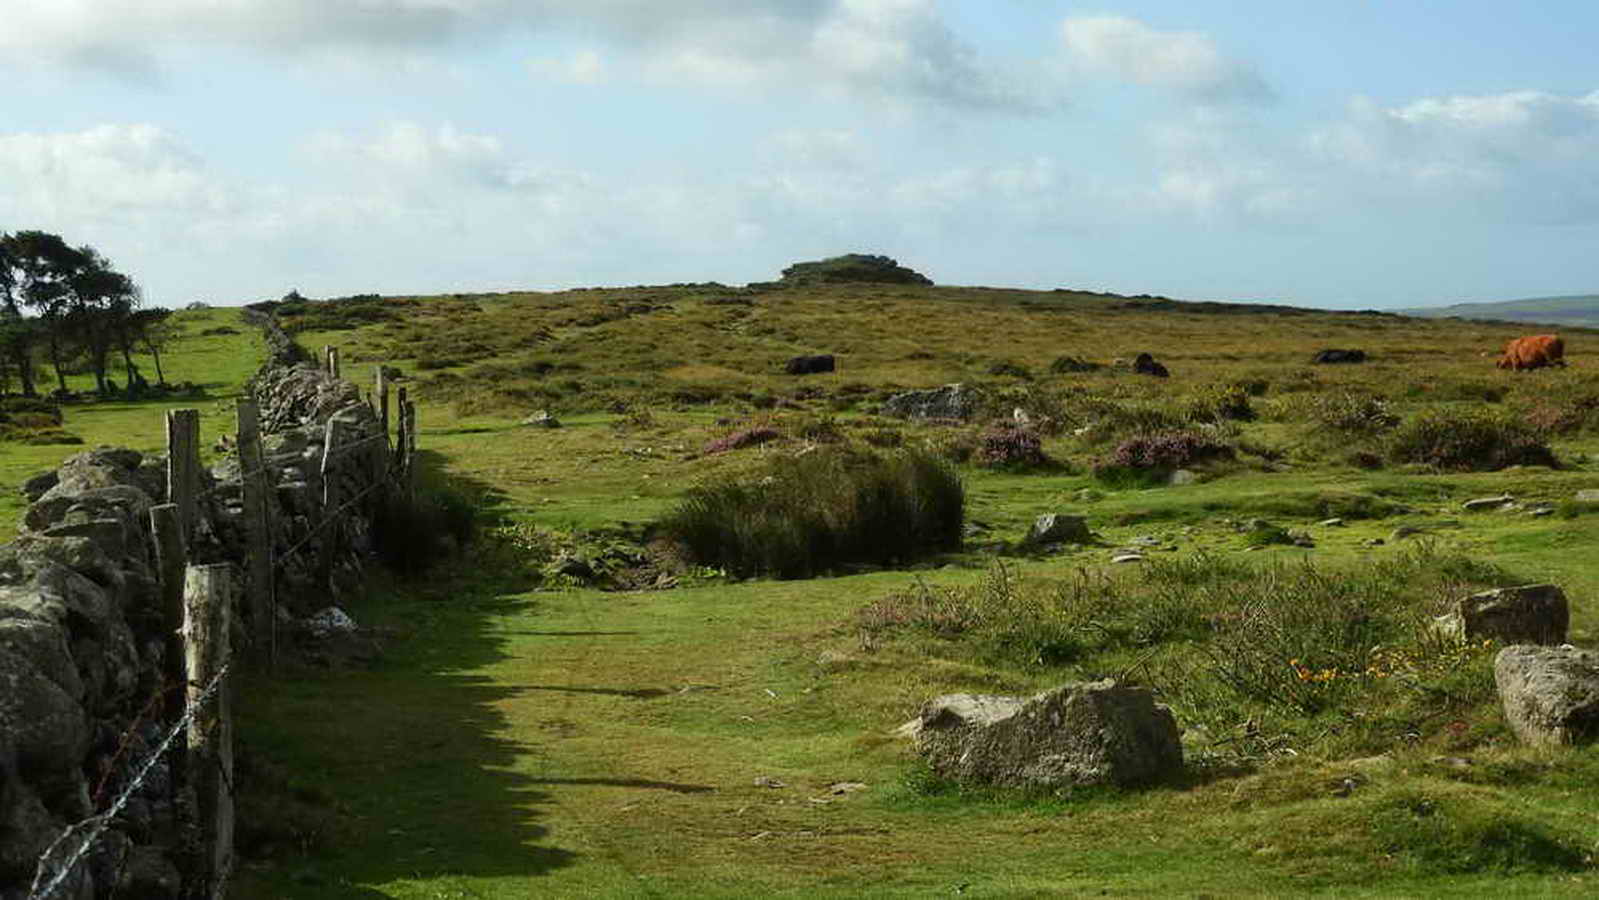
left=183, top=563, right=234, bottom=900
left=236, top=399, right=274, bottom=671
left=166, top=409, right=200, bottom=541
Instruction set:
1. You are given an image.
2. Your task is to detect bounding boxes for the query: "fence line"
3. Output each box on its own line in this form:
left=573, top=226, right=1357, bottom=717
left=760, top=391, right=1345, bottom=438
left=22, top=342, right=418, bottom=899
left=28, top=663, right=232, bottom=900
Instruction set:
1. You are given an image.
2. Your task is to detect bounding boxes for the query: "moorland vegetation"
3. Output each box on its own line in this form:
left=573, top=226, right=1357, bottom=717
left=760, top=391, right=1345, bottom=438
left=11, top=261, right=1599, bottom=896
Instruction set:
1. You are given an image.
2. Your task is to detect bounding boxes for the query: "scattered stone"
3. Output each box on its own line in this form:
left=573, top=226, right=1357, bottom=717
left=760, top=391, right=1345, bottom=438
left=784, top=354, right=836, bottom=376
left=1167, top=469, right=1199, bottom=486
left=1319, top=518, right=1345, bottom=527
left=1529, top=506, right=1555, bottom=517
left=1362, top=538, right=1386, bottom=547
left=1128, top=536, right=1162, bottom=547
left=1389, top=525, right=1424, bottom=541
left=1495, top=644, right=1599, bottom=746
left=753, top=775, right=787, bottom=789
left=1111, top=553, right=1145, bottom=564
left=882, top=383, right=980, bottom=420
left=521, top=410, right=561, bottom=428
left=1026, top=514, right=1091, bottom=545
left=1462, top=494, right=1514, bottom=511
left=303, top=606, right=358, bottom=639
left=1574, top=489, right=1599, bottom=502
left=910, top=681, right=1182, bottom=787
left=1288, top=530, right=1315, bottom=548
left=1434, top=584, right=1568, bottom=646
left=1312, top=348, right=1367, bottom=364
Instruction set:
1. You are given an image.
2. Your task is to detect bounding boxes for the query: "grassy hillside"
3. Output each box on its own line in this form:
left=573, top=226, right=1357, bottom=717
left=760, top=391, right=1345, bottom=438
left=1401, top=294, right=1599, bottom=328
left=0, top=306, right=263, bottom=542
left=15, top=282, right=1599, bottom=896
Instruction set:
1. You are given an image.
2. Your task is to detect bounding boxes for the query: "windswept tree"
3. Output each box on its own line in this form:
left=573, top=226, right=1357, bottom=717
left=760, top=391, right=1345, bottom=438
left=128, top=306, right=175, bottom=387
left=0, top=230, right=147, bottom=397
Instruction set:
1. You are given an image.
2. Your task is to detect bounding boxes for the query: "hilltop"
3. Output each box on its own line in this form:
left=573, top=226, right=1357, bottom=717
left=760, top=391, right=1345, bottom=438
left=1400, top=293, right=1599, bottom=327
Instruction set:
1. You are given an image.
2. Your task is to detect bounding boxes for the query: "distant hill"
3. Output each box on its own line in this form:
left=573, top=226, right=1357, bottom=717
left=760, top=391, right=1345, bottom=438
left=1399, top=294, right=1599, bottom=327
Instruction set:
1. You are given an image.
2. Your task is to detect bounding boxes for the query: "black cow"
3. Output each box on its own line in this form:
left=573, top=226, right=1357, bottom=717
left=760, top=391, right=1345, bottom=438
left=1312, top=348, right=1366, bottom=364
left=1133, top=352, right=1170, bottom=378
left=785, top=354, right=836, bottom=375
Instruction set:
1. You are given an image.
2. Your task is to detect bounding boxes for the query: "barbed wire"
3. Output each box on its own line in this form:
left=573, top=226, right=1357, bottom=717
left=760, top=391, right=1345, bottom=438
left=276, top=476, right=395, bottom=563
left=192, top=429, right=395, bottom=505
left=29, top=662, right=233, bottom=900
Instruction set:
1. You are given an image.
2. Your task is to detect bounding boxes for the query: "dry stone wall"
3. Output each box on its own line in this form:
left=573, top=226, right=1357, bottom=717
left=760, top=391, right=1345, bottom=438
left=0, top=327, right=392, bottom=898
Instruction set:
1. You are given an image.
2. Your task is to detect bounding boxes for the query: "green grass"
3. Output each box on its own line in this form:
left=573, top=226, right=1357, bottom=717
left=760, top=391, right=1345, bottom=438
left=0, top=306, right=264, bottom=541
left=15, top=283, right=1599, bottom=896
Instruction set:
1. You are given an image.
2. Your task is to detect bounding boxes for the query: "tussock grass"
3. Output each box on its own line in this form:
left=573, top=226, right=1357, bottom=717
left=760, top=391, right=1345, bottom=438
left=661, top=446, right=963, bottom=578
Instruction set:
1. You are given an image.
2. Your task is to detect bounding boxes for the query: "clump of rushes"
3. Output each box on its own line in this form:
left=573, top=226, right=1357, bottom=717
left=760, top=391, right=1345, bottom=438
left=659, top=446, right=963, bottom=579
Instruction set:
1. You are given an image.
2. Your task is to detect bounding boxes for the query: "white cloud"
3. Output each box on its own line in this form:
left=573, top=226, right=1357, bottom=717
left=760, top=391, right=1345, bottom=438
left=0, top=0, right=1035, bottom=112
left=1060, top=15, right=1270, bottom=103
left=0, top=124, right=226, bottom=219
left=528, top=49, right=605, bottom=85
left=1309, top=89, right=1599, bottom=222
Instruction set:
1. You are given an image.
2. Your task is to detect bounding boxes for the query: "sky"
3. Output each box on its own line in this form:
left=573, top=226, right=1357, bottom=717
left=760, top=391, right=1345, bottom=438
left=2, top=1, right=1597, bottom=310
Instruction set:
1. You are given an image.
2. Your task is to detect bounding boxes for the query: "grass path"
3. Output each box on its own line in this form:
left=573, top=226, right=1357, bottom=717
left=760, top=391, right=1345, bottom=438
left=234, top=549, right=1599, bottom=898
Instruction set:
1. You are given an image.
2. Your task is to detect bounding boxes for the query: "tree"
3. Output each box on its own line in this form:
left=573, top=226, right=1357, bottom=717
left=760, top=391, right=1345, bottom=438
left=0, top=232, right=41, bottom=397
left=5, top=231, right=86, bottom=395
left=129, top=307, right=175, bottom=386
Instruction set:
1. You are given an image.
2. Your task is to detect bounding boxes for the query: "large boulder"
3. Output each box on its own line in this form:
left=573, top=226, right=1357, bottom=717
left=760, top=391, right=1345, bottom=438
left=1495, top=645, right=1599, bottom=746
left=882, top=384, right=980, bottom=421
left=1433, top=584, right=1568, bottom=647
left=910, top=680, right=1182, bottom=787
left=1026, top=514, right=1091, bottom=545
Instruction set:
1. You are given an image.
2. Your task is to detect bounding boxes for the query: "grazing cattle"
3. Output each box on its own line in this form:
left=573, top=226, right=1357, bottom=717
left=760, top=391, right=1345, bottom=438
left=1497, top=335, right=1565, bottom=371
left=1133, top=352, right=1170, bottom=378
left=785, top=354, right=836, bottom=375
left=1313, top=348, right=1366, bottom=364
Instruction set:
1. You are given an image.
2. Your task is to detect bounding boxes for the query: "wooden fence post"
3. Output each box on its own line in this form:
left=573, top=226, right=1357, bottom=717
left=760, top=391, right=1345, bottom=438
left=318, top=416, right=348, bottom=585
left=236, top=400, right=274, bottom=670
left=321, top=345, right=333, bottom=375
left=166, top=409, right=200, bottom=541
left=395, top=387, right=409, bottom=483
left=184, top=563, right=234, bottom=899
left=150, top=504, right=187, bottom=713
left=404, top=400, right=417, bottom=498
left=328, top=346, right=341, bottom=380
left=375, top=365, right=391, bottom=483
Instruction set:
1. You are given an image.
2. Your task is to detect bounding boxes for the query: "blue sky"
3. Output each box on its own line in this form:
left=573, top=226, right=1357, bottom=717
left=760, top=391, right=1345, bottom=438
left=2, top=1, right=1597, bottom=309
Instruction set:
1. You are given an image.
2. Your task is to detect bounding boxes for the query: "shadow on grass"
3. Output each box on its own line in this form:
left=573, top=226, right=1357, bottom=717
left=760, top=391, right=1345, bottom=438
left=231, top=462, right=582, bottom=897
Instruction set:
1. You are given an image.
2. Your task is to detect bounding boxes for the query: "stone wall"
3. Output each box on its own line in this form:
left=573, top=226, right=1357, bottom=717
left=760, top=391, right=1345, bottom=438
left=0, top=338, right=391, bottom=898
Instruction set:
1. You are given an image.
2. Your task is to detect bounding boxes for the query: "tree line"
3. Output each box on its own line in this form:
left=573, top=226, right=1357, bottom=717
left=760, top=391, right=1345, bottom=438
left=0, top=229, right=177, bottom=398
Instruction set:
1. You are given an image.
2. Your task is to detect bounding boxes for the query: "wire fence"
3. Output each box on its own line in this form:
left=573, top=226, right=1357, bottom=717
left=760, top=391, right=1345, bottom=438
left=29, top=663, right=232, bottom=900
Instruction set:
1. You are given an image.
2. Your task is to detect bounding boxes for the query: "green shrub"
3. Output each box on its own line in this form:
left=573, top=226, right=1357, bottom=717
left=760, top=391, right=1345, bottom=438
left=660, top=447, right=964, bottom=579
left=370, top=478, right=478, bottom=574
left=1386, top=409, right=1556, bottom=471
left=1309, top=391, right=1399, bottom=434
left=1184, top=385, right=1254, bottom=423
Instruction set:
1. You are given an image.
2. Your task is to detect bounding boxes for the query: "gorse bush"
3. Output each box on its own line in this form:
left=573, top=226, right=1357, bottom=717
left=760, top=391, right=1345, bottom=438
left=1386, top=409, right=1556, bottom=471
left=1184, top=384, right=1255, bottom=423
left=660, top=447, right=964, bottom=579
left=1309, top=391, right=1399, bottom=435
